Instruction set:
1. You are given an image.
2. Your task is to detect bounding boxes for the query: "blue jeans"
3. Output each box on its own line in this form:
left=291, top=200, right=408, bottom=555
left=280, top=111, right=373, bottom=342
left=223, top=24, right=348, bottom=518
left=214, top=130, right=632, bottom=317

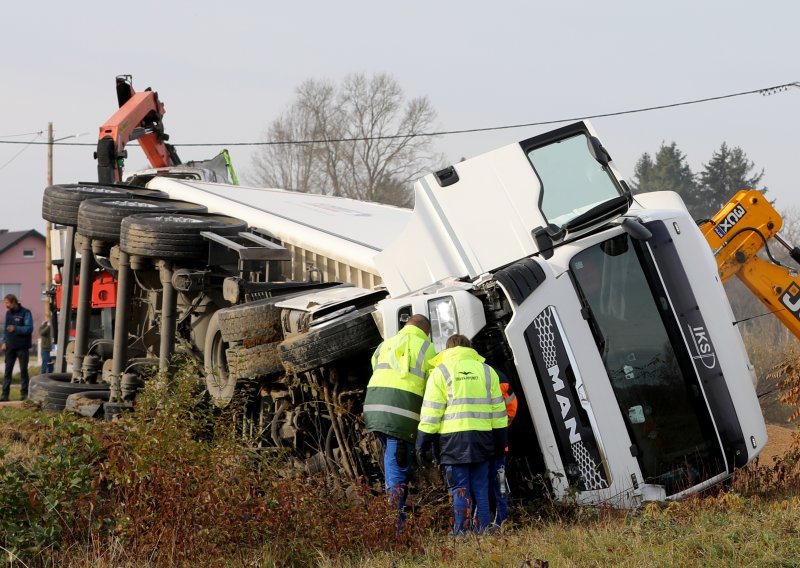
left=489, top=456, right=508, bottom=525
left=376, top=433, right=413, bottom=522
left=3, top=347, right=29, bottom=399
left=445, top=462, right=491, bottom=534
left=40, top=349, right=53, bottom=374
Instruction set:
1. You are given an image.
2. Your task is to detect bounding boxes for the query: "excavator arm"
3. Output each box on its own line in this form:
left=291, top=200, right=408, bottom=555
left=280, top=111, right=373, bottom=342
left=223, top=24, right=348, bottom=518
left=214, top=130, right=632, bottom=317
left=701, top=189, right=800, bottom=339
left=95, top=75, right=181, bottom=183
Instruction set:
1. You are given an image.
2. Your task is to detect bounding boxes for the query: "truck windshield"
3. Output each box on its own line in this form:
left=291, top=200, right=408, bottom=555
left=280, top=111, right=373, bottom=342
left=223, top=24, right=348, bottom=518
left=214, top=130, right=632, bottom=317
left=527, top=134, right=623, bottom=232
left=570, top=234, right=726, bottom=493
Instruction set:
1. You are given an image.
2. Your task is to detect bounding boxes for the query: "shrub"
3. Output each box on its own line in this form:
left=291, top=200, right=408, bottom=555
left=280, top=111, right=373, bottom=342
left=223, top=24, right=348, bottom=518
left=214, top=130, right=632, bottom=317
left=0, top=413, right=106, bottom=560
left=93, top=358, right=438, bottom=566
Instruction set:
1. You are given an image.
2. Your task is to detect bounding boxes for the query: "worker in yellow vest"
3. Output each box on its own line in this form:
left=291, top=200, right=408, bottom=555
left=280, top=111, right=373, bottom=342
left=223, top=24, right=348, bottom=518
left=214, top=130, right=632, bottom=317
left=416, top=334, right=507, bottom=534
left=363, top=315, right=436, bottom=524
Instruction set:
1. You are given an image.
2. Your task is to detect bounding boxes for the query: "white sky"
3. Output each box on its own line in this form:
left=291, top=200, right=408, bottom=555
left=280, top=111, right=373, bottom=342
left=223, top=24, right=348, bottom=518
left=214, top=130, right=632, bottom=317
left=1, top=1, right=798, bottom=234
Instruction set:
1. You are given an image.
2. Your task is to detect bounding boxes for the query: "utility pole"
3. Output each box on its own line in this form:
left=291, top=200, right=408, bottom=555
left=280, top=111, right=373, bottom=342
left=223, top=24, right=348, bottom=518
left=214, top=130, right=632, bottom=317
left=45, top=123, right=53, bottom=320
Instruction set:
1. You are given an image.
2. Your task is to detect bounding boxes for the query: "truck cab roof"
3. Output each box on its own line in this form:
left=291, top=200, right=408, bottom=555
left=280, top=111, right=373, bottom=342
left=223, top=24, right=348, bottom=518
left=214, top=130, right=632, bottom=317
left=375, top=121, right=632, bottom=295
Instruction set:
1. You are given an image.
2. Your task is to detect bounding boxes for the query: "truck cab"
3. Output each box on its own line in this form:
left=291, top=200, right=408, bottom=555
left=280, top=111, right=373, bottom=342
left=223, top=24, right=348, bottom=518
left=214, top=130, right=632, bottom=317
left=371, top=121, right=765, bottom=506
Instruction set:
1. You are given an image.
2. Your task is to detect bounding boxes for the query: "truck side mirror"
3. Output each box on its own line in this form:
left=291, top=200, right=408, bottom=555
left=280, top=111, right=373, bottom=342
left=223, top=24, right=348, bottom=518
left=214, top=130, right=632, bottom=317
left=588, top=136, right=611, bottom=167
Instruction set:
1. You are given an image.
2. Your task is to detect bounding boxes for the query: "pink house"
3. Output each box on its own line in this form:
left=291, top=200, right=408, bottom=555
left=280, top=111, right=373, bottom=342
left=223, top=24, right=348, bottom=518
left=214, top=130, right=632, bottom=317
left=0, top=229, right=46, bottom=345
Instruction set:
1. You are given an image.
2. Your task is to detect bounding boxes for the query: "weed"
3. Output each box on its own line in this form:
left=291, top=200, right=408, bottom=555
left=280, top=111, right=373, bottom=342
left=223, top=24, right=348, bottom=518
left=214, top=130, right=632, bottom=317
left=0, top=412, right=106, bottom=560
left=4, top=346, right=800, bottom=566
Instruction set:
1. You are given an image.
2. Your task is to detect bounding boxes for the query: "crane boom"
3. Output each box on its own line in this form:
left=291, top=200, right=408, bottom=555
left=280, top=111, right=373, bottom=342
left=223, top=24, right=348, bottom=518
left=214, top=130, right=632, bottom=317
left=702, top=189, right=800, bottom=339
left=95, top=75, right=181, bottom=183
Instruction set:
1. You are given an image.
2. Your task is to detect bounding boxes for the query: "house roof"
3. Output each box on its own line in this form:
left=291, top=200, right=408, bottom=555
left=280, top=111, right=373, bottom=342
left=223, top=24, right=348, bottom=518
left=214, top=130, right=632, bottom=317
left=0, top=229, right=45, bottom=255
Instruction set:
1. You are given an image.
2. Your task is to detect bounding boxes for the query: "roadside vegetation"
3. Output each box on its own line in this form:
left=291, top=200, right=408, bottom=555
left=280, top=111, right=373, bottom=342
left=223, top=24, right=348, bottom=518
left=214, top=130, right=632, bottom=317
left=1, top=355, right=799, bottom=567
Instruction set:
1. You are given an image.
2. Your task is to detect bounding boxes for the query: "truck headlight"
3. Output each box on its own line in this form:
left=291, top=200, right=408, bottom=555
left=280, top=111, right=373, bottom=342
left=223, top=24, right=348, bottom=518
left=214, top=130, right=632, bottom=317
left=428, top=296, right=458, bottom=352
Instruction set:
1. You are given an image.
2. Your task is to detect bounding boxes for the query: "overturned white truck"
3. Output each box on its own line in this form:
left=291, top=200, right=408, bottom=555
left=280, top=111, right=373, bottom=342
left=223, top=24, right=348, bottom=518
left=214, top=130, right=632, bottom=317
left=36, top=121, right=766, bottom=508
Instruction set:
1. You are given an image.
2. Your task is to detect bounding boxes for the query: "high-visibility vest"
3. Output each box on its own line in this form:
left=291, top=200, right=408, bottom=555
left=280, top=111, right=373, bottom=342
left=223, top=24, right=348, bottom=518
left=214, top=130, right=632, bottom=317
left=418, top=346, right=507, bottom=437
left=363, top=325, right=435, bottom=442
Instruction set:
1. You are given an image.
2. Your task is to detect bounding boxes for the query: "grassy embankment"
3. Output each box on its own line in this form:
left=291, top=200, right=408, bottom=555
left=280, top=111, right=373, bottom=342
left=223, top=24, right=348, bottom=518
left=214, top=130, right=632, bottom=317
left=0, top=359, right=798, bottom=567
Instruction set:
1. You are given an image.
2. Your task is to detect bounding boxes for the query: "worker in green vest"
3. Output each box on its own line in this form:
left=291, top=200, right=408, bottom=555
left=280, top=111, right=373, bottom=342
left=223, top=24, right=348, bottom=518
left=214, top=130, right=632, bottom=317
left=416, top=334, right=508, bottom=534
left=363, top=314, right=436, bottom=524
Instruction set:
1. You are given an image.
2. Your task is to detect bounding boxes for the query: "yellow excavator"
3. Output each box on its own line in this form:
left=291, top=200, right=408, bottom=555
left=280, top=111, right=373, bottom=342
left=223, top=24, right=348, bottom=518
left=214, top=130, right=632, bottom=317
left=702, top=189, right=800, bottom=339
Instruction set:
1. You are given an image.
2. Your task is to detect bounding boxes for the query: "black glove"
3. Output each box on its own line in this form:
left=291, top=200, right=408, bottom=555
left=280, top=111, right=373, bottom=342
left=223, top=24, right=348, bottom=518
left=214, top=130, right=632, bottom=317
left=416, top=447, right=434, bottom=467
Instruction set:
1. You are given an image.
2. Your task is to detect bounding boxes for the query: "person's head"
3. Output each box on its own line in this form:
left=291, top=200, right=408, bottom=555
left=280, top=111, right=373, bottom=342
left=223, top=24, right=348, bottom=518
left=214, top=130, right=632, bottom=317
left=445, top=334, right=472, bottom=349
left=404, top=314, right=431, bottom=336
left=3, top=294, right=19, bottom=311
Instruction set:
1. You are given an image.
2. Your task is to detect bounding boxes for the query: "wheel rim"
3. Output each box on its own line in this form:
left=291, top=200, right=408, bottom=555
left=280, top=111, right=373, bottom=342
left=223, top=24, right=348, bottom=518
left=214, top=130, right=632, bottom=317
left=206, top=329, right=233, bottom=406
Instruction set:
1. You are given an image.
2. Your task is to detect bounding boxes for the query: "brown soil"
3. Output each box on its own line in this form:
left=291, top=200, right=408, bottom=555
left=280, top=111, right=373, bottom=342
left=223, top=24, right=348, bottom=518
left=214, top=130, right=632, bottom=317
left=762, top=423, right=798, bottom=462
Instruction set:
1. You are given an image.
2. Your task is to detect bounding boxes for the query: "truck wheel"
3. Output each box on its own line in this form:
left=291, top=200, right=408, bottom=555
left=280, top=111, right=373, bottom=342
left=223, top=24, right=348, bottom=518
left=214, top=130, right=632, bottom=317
left=227, top=342, right=284, bottom=379
left=217, top=299, right=283, bottom=345
left=29, top=373, right=109, bottom=412
left=278, top=308, right=381, bottom=374
left=28, top=373, right=70, bottom=404
left=205, top=311, right=235, bottom=407
left=42, top=184, right=129, bottom=226
left=126, top=188, right=169, bottom=199
left=120, top=213, right=247, bottom=260
left=78, top=197, right=208, bottom=243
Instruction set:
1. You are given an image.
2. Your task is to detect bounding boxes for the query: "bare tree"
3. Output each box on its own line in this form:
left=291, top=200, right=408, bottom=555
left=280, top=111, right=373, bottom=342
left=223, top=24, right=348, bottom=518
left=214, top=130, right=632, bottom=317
left=250, top=73, right=441, bottom=207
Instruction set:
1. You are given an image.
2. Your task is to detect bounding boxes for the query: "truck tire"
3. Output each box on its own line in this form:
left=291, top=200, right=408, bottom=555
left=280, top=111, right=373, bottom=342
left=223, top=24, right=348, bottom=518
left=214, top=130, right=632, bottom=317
left=204, top=311, right=235, bottom=407
left=226, top=342, right=284, bottom=379
left=28, top=373, right=71, bottom=405
left=278, top=308, right=381, bottom=374
left=42, top=184, right=130, bottom=226
left=127, top=188, right=169, bottom=199
left=77, top=197, right=208, bottom=243
left=120, top=213, right=247, bottom=260
left=217, top=299, right=283, bottom=345
left=29, top=373, right=110, bottom=412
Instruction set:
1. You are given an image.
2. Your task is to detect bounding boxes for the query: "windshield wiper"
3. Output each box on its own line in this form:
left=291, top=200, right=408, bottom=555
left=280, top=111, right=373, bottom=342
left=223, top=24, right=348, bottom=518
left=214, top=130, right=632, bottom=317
left=563, top=195, right=629, bottom=233
left=582, top=304, right=607, bottom=357
left=571, top=276, right=607, bottom=356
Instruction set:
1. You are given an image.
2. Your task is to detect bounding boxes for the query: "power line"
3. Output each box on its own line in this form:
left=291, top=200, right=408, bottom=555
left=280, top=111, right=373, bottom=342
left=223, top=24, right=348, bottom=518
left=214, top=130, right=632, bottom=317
left=0, top=130, right=44, bottom=139
left=0, top=133, right=43, bottom=171
left=0, top=81, right=797, bottom=149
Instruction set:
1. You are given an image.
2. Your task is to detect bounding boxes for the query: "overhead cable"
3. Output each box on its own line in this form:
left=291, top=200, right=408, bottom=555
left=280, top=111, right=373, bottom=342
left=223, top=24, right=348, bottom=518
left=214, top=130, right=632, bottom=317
left=0, top=130, right=44, bottom=139
left=0, top=133, right=43, bottom=171
left=0, top=81, right=797, bottom=148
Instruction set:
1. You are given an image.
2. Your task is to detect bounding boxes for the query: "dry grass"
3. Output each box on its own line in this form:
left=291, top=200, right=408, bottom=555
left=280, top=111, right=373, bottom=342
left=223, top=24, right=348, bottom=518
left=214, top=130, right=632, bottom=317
left=324, top=494, right=800, bottom=567
left=2, top=358, right=800, bottom=567
left=19, top=491, right=798, bottom=568
left=0, top=405, right=49, bottom=464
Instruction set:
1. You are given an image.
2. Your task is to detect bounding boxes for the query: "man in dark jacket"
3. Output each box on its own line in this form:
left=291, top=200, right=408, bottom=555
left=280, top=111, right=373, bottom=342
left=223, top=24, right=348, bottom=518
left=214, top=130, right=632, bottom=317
left=2, top=294, right=34, bottom=401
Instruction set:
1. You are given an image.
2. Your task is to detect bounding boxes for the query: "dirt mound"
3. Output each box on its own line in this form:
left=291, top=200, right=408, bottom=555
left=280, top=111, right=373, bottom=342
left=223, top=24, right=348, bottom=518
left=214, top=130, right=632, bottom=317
left=761, top=423, right=797, bottom=462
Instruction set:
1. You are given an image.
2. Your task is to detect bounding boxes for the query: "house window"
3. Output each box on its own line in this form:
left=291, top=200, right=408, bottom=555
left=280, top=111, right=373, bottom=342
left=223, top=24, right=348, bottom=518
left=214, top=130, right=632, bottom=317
left=0, top=284, right=21, bottom=298
left=23, top=249, right=35, bottom=258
